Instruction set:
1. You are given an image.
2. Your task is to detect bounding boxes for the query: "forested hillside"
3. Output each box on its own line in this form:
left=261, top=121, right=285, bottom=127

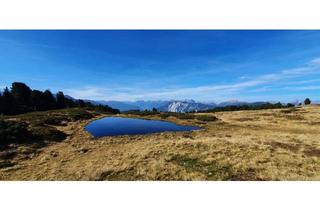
left=0, top=82, right=120, bottom=115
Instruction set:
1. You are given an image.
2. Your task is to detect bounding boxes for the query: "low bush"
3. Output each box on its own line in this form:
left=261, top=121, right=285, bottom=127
left=30, top=126, right=67, bottom=142
left=195, top=115, right=218, bottom=122
left=124, top=110, right=158, bottom=116
left=175, top=113, right=195, bottom=120
left=202, top=102, right=295, bottom=113
left=0, top=119, right=31, bottom=145
left=87, top=105, right=120, bottom=114
left=16, top=108, right=94, bottom=126
left=0, top=108, right=93, bottom=146
left=160, top=112, right=195, bottom=120
left=63, top=108, right=94, bottom=121
left=160, top=113, right=170, bottom=119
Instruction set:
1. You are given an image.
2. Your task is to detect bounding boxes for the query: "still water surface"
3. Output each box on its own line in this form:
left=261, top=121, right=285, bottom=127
left=85, top=117, right=201, bottom=137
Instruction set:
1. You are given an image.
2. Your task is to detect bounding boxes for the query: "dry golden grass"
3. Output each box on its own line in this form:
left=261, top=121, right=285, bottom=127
left=1, top=105, right=320, bottom=180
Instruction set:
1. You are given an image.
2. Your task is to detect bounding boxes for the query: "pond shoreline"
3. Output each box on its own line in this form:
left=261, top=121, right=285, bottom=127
left=85, top=116, right=202, bottom=138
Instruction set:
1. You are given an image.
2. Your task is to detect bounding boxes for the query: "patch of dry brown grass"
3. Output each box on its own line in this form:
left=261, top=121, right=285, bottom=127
left=1, top=106, right=320, bottom=180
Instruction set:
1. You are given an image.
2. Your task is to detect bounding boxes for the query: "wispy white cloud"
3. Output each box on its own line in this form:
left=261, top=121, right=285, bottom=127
left=0, top=37, right=58, bottom=49
left=64, top=57, right=320, bottom=101
left=65, top=86, right=113, bottom=100
left=65, top=86, right=147, bottom=101
left=283, top=78, right=320, bottom=85
left=310, top=57, right=320, bottom=65
left=281, top=86, right=320, bottom=91
left=248, top=86, right=273, bottom=93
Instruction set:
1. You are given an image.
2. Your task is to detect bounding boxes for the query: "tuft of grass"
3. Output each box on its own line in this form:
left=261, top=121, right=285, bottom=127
left=303, top=147, right=320, bottom=157
left=0, top=161, right=14, bottom=169
left=171, top=155, right=233, bottom=180
left=266, top=141, right=300, bottom=153
left=15, top=108, right=94, bottom=126
left=195, top=115, right=218, bottom=122
left=160, top=112, right=195, bottom=120
left=280, top=108, right=297, bottom=114
left=170, top=154, right=262, bottom=181
left=159, top=113, right=170, bottom=119
left=0, top=150, right=16, bottom=160
left=29, top=126, right=67, bottom=142
left=0, top=120, right=32, bottom=145
left=94, top=168, right=138, bottom=181
left=175, top=113, right=195, bottom=120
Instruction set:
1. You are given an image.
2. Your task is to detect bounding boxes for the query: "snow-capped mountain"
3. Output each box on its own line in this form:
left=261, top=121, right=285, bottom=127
left=158, top=100, right=216, bottom=113
left=125, top=100, right=169, bottom=111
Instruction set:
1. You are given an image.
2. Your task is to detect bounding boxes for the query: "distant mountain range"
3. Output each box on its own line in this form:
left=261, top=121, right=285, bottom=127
left=66, top=95, right=314, bottom=113
left=125, top=100, right=169, bottom=111
left=76, top=98, right=288, bottom=113
left=83, top=99, right=215, bottom=112
left=155, top=100, right=277, bottom=113
left=82, top=99, right=140, bottom=112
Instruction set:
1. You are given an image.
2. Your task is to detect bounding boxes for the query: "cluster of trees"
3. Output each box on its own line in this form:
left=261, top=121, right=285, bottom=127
left=304, top=98, right=311, bottom=105
left=0, top=82, right=120, bottom=115
left=123, top=107, right=158, bottom=114
left=197, top=98, right=314, bottom=114
left=198, top=102, right=295, bottom=113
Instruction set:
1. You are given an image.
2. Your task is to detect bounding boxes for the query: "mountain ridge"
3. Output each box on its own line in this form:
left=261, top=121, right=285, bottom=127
left=67, top=95, right=304, bottom=113
left=80, top=99, right=290, bottom=113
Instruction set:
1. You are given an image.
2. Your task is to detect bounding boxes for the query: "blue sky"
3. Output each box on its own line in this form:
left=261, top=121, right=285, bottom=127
left=0, top=30, right=320, bottom=102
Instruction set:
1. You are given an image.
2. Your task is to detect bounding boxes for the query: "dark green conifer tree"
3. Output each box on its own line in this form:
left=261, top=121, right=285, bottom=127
left=304, top=98, right=311, bottom=105
left=56, top=91, right=66, bottom=109
left=43, top=90, right=56, bottom=110
left=1, top=87, right=15, bottom=114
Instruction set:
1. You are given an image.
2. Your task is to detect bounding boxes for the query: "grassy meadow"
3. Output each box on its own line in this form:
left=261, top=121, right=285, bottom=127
left=1, top=105, right=320, bottom=180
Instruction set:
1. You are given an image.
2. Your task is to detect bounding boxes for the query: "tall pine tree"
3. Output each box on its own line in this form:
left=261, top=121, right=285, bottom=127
left=11, top=82, right=32, bottom=113
left=43, top=90, right=56, bottom=110
left=1, top=87, right=15, bottom=114
left=56, top=91, right=66, bottom=109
